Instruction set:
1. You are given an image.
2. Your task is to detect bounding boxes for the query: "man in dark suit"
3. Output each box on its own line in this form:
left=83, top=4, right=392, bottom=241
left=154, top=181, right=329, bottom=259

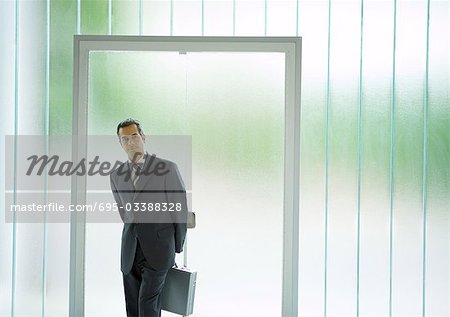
left=110, top=118, right=187, bottom=317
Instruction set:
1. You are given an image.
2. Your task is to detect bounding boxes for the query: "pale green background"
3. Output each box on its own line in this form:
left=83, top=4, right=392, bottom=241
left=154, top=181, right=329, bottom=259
left=0, top=1, right=448, bottom=317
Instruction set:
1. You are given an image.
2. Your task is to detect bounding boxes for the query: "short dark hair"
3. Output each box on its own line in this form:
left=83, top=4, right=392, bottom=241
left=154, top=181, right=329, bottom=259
left=116, top=118, right=144, bottom=136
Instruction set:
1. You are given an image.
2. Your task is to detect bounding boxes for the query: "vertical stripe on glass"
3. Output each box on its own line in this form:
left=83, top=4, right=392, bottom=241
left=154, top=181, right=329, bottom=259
left=170, top=0, right=173, bottom=35
left=233, top=0, right=236, bottom=36
left=324, top=0, right=332, bottom=316
left=41, top=0, right=51, bottom=316
left=264, top=0, right=267, bottom=36
left=108, top=0, right=112, bottom=35
left=201, top=0, right=204, bottom=35
left=356, top=0, right=364, bottom=316
left=77, top=0, right=80, bottom=34
left=11, top=0, right=19, bottom=316
left=422, top=0, right=431, bottom=316
left=139, top=0, right=142, bottom=35
left=389, top=1, right=398, bottom=316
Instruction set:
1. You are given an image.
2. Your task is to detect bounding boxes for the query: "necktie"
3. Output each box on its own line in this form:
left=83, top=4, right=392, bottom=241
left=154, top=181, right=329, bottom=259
left=131, top=162, right=143, bottom=188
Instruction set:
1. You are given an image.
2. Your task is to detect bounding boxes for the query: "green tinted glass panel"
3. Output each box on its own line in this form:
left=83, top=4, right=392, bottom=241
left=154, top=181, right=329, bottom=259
left=85, top=51, right=285, bottom=316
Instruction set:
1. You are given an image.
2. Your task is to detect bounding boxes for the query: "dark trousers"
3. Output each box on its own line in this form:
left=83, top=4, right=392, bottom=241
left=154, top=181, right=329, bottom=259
left=123, top=240, right=169, bottom=317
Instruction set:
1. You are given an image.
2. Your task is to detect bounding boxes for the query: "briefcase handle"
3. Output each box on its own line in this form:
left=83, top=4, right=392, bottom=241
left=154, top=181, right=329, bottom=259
left=180, top=211, right=195, bottom=268
left=187, top=211, right=196, bottom=229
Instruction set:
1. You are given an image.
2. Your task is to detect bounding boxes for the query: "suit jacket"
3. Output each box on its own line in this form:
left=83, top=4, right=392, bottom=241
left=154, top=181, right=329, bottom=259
left=110, top=153, right=188, bottom=273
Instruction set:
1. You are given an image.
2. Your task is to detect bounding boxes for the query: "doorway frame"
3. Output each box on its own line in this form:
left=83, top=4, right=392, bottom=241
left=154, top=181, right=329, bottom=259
left=71, top=35, right=301, bottom=317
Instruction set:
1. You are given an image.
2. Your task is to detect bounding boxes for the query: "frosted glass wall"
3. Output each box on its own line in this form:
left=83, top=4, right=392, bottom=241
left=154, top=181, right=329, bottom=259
left=0, top=1, right=70, bottom=317
left=1, top=0, right=448, bottom=317
left=297, top=1, right=448, bottom=316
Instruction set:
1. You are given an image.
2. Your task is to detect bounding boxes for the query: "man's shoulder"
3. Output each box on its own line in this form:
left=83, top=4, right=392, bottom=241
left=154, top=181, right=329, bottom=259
left=146, top=154, right=180, bottom=179
left=150, top=155, right=176, bottom=168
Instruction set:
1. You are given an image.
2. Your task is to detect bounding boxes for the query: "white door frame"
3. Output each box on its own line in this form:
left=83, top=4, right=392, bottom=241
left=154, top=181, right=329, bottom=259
left=71, top=35, right=301, bottom=317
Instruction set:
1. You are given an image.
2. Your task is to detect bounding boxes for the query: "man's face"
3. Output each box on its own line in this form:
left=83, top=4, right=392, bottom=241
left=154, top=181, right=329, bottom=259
left=118, top=124, right=146, bottom=160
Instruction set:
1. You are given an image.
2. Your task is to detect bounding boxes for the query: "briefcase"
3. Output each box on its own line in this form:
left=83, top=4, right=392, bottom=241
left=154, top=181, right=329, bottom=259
left=161, top=265, right=197, bottom=316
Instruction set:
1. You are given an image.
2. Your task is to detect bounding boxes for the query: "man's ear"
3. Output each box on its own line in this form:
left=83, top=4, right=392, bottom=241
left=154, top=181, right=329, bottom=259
left=142, top=133, right=146, bottom=143
left=118, top=137, right=124, bottom=147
